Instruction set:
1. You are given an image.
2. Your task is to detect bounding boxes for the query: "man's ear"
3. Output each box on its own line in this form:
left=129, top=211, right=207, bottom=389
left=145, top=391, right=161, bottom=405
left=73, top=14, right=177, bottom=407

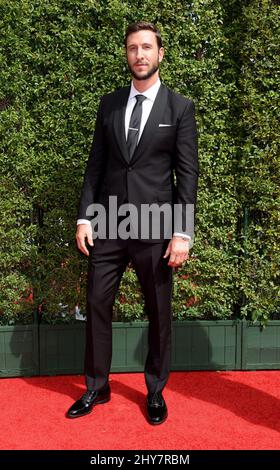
left=159, top=47, right=164, bottom=63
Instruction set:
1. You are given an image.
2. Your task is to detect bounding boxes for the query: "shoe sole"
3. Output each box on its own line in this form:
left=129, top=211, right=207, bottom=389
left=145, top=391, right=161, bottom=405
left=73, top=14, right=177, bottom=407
left=67, top=396, right=111, bottom=419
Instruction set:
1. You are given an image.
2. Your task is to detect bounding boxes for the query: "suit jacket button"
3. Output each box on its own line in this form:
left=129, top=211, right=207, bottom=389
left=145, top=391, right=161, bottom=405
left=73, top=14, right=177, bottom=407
left=128, top=166, right=133, bottom=171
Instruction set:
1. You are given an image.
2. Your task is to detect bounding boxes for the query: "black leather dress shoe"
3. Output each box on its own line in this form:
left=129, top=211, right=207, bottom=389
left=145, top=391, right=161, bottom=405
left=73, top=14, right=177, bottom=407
left=67, top=385, right=111, bottom=419
left=146, top=392, right=168, bottom=425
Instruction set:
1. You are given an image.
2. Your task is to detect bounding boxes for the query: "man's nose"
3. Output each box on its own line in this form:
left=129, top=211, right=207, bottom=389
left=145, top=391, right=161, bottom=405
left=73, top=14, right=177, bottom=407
left=136, top=47, right=144, bottom=59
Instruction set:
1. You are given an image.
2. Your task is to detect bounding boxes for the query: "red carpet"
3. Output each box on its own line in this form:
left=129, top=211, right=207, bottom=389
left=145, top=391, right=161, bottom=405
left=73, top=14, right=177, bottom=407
left=0, top=371, right=279, bottom=450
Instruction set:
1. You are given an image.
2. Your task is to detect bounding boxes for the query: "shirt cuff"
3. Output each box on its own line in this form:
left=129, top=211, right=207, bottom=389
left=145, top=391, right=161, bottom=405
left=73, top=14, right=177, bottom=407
left=77, top=219, right=91, bottom=225
left=173, top=232, right=191, bottom=241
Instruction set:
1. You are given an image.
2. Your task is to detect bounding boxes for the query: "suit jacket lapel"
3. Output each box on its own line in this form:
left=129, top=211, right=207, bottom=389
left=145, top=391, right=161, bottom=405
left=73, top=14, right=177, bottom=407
left=112, top=84, right=168, bottom=165
left=113, top=87, right=130, bottom=163
left=130, top=84, right=168, bottom=165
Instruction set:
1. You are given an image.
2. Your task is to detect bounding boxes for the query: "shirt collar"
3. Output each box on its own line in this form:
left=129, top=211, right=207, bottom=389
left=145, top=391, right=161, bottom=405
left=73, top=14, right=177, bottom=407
left=129, top=78, right=161, bottom=102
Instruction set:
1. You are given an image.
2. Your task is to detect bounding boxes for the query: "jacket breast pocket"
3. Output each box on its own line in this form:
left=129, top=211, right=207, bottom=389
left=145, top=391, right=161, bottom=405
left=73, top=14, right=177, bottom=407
left=155, top=126, right=176, bottom=149
left=157, top=125, right=176, bottom=133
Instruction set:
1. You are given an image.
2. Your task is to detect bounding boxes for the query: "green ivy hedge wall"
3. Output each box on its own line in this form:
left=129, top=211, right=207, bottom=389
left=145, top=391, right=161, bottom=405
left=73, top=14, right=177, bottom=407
left=0, top=0, right=279, bottom=325
left=237, top=1, right=280, bottom=322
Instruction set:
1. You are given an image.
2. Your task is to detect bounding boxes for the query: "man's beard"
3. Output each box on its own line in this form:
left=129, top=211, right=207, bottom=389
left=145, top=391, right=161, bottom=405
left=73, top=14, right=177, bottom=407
left=128, top=62, right=159, bottom=81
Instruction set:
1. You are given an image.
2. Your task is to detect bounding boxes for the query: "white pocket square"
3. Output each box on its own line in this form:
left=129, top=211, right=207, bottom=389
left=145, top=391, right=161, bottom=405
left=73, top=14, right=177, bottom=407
left=158, top=123, right=174, bottom=127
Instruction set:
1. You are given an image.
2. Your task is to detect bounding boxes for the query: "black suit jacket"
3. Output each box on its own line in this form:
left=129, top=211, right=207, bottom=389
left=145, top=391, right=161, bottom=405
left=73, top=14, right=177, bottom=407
left=77, top=83, right=199, bottom=242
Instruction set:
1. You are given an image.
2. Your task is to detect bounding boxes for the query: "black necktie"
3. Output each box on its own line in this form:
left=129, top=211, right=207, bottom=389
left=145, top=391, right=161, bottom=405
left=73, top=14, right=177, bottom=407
left=127, top=94, right=146, bottom=160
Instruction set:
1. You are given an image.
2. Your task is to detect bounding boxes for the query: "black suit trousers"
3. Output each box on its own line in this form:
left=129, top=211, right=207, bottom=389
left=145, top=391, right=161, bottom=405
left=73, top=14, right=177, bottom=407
left=85, top=238, right=173, bottom=394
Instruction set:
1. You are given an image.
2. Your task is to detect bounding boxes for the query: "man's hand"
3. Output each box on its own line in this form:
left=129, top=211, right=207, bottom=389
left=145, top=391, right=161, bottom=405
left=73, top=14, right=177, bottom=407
left=76, top=224, right=94, bottom=256
left=163, top=236, right=190, bottom=268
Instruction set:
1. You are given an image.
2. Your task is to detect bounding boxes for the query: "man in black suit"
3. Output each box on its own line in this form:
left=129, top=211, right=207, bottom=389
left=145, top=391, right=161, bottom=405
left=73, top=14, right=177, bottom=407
left=67, top=22, right=198, bottom=424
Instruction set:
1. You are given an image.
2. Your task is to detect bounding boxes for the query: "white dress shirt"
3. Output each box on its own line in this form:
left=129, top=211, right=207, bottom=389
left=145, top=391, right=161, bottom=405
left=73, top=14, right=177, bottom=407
left=77, top=79, right=190, bottom=242
left=124, top=79, right=161, bottom=141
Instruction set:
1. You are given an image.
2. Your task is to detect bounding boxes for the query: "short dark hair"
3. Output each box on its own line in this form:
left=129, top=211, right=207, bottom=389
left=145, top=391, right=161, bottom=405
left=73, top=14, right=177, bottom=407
left=124, top=22, right=163, bottom=49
